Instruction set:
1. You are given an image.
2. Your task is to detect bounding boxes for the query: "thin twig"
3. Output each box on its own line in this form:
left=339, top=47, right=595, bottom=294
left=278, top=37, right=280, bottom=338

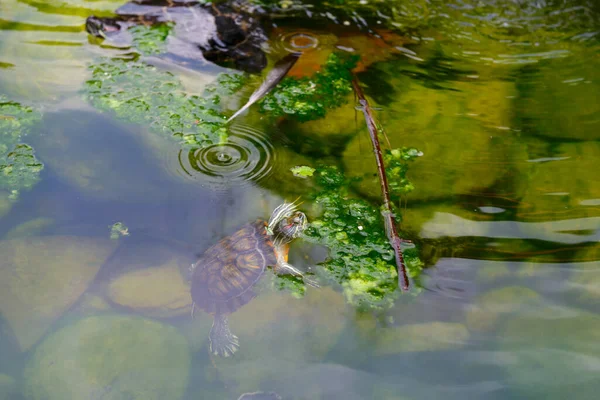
left=351, top=75, right=410, bottom=291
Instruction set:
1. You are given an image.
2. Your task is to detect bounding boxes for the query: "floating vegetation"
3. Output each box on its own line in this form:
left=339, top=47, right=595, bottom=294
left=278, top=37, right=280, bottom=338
left=84, top=59, right=246, bottom=147
left=300, top=166, right=423, bottom=310
left=259, top=52, right=359, bottom=122
left=0, top=96, right=43, bottom=198
left=109, top=222, right=130, bottom=240
left=129, top=23, right=173, bottom=56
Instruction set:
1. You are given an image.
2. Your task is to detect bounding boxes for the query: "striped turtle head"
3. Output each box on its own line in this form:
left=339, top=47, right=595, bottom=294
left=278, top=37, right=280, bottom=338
left=267, top=202, right=307, bottom=245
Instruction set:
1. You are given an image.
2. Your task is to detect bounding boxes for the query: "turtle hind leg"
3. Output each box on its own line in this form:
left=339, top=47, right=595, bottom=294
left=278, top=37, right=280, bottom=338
left=209, top=314, right=239, bottom=357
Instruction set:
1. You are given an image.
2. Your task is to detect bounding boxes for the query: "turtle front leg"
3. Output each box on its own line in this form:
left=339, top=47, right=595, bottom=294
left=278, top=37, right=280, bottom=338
left=274, top=247, right=319, bottom=288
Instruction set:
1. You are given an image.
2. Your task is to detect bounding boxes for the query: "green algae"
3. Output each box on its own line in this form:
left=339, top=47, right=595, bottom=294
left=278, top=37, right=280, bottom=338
left=301, top=166, right=423, bottom=309
left=260, top=52, right=358, bottom=122
left=85, top=58, right=246, bottom=147
left=0, top=96, right=43, bottom=198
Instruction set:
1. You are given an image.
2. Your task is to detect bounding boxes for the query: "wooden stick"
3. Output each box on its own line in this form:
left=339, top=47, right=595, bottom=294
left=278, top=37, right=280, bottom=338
left=351, top=75, right=410, bottom=291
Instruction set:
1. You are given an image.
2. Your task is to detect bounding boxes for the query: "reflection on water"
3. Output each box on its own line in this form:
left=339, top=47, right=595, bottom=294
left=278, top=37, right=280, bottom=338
left=1, top=0, right=600, bottom=399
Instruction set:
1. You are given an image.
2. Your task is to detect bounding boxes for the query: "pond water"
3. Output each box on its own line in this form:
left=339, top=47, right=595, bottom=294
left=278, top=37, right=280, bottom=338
left=1, top=0, right=599, bottom=399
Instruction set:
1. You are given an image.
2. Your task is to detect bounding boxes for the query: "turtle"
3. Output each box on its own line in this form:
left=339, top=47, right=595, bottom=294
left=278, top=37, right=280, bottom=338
left=85, top=0, right=268, bottom=73
left=190, top=202, right=317, bottom=357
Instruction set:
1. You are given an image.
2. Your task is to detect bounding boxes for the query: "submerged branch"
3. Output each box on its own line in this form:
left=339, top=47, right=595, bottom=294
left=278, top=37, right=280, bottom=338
left=351, top=75, right=410, bottom=291
left=227, top=52, right=301, bottom=124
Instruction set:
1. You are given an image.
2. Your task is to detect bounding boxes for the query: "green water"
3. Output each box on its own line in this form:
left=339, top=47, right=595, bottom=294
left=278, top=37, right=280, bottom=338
left=1, top=0, right=599, bottom=399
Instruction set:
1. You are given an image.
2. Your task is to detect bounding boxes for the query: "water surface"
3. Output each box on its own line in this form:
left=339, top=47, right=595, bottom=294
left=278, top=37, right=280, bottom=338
left=1, top=0, right=599, bottom=399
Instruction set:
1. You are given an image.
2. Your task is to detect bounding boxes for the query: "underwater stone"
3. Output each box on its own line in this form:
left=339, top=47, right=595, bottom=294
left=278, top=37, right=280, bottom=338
left=257, top=145, right=323, bottom=198
left=211, top=287, right=346, bottom=393
left=515, top=48, right=600, bottom=140
left=373, top=322, right=469, bottom=356
left=74, top=292, right=112, bottom=314
left=0, top=236, right=116, bottom=351
left=278, top=97, right=362, bottom=157
left=465, top=286, right=540, bottom=332
left=0, top=374, right=17, bottom=400
left=31, top=111, right=172, bottom=203
left=517, top=141, right=600, bottom=223
left=107, top=262, right=192, bottom=318
left=343, top=77, right=520, bottom=202
left=500, top=310, right=600, bottom=399
left=566, top=246, right=600, bottom=307
left=3, top=217, right=54, bottom=239
left=23, top=315, right=190, bottom=400
left=0, top=192, right=10, bottom=219
left=178, top=311, right=213, bottom=352
left=475, top=262, right=513, bottom=283
left=0, top=6, right=97, bottom=101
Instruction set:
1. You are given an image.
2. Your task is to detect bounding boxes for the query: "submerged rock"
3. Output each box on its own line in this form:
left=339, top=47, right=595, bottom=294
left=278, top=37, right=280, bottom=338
left=517, top=141, right=600, bottom=223
left=500, top=309, right=600, bottom=399
left=565, top=248, right=600, bottom=307
left=237, top=391, right=282, bottom=400
left=211, top=287, right=346, bottom=393
left=278, top=97, right=362, bottom=157
left=465, top=286, right=540, bottom=332
left=3, top=217, right=54, bottom=239
left=178, top=311, right=213, bottom=352
left=74, top=292, right=112, bottom=314
left=31, top=111, right=173, bottom=203
left=373, top=322, right=469, bottom=356
left=0, top=192, right=10, bottom=220
left=257, top=145, right=323, bottom=198
left=515, top=48, right=600, bottom=141
left=343, top=76, right=522, bottom=202
left=24, top=315, right=191, bottom=400
left=0, top=374, right=17, bottom=400
left=107, top=262, right=192, bottom=318
left=0, top=236, right=116, bottom=351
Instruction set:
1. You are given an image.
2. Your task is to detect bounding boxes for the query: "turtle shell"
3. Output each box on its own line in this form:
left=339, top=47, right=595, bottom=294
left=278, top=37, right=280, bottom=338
left=191, top=220, right=277, bottom=315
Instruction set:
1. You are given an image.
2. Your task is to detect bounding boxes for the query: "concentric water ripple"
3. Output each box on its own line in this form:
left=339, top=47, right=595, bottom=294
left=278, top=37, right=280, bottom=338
left=178, top=124, right=274, bottom=189
left=280, top=31, right=320, bottom=53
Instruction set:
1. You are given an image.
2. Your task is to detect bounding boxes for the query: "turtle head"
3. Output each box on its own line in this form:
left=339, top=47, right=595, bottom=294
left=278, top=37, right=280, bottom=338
left=267, top=203, right=308, bottom=244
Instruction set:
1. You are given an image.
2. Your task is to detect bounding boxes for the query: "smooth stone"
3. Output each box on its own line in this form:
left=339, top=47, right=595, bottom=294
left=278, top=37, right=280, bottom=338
left=177, top=312, right=213, bottom=352
left=0, top=374, right=17, bottom=400
left=500, top=309, right=600, bottom=398
left=23, top=315, right=191, bottom=400
left=107, top=262, right=192, bottom=318
left=401, top=203, right=495, bottom=238
left=0, top=192, right=11, bottom=220
left=3, top=217, right=54, bottom=239
left=374, top=322, right=469, bottom=356
left=566, top=257, right=600, bottom=306
left=476, top=262, right=512, bottom=283
left=515, top=48, right=600, bottom=140
left=257, top=145, right=323, bottom=198
left=73, top=292, right=112, bottom=314
left=278, top=96, right=361, bottom=157
left=517, top=141, right=600, bottom=223
left=0, top=236, right=116, bottom=351
left=268, top=363, right=388, bottom=400
left=211, top=287, right=347, bottom=393
left=343, top=77, right=523, bottom=202
left=465, top=286, right=540, bottom=332
left=30, top=111, right=172, bottom=203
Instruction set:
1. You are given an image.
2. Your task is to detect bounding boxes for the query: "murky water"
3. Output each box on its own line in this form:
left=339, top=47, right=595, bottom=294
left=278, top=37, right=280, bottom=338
left=1, top=0, right=599, bottom=399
